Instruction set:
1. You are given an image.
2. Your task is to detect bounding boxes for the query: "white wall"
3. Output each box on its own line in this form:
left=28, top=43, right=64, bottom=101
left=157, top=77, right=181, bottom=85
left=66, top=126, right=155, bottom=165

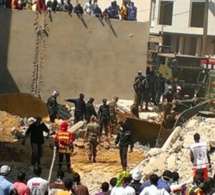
left=150, top=0, right=215, bottom=36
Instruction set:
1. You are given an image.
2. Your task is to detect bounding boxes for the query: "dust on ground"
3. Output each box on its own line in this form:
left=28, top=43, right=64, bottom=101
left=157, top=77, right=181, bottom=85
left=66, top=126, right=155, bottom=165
left=0, top=110, right=145, bottom=194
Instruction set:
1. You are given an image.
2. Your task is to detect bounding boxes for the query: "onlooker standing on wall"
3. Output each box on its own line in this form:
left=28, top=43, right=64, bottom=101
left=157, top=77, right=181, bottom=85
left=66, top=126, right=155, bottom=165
left=128, top=2, right=137, bottom=21
left=84, top=0, right=93, bottom=15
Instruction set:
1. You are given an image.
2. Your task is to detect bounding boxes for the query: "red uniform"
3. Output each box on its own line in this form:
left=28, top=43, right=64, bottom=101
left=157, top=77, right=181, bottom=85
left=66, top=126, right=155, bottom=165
left=54, top=122, right=74, bottom=171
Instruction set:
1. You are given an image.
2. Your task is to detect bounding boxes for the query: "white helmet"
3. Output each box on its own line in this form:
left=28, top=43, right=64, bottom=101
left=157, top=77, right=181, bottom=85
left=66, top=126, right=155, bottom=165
left=176, top=86, right=182, bottom=90
left=52, top=91, right=59, bottom=96
left=168, top=86, right=173, bottom=90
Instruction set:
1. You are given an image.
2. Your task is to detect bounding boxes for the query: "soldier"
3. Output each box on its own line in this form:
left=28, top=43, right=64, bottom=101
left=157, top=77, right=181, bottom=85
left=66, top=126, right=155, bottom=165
left=155, top=73, right=165, bottom=105
left=133, top=71, right=145, bottom=109
left=115, top=120, right=133, bottom=171
left=108, top=96, right=119, bottom=135
left=84, top=116, right=100, bottom=163
left=142, top=74, right=150, bottom=111
left=148, top=70, right=156, bottom=104
left=54, top=121, right=74, bottom=172
left=65, top=93, right=86, bottom=124
left=47, top=91, right=59, bottom=123
left=85, top=97, right=97, bottom=123
left=130, top=99, right=139, bottom=118
left=98, top=99, right=110, bottom=137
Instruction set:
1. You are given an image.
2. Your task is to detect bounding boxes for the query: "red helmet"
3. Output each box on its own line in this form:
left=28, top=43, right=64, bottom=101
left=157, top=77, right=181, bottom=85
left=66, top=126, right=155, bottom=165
left=60, top=121, right=68, bottom=131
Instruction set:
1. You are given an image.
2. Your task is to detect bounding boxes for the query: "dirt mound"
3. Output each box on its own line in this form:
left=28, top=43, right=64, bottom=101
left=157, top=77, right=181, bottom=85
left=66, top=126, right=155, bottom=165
left=0, top=92, right=49, bottom=118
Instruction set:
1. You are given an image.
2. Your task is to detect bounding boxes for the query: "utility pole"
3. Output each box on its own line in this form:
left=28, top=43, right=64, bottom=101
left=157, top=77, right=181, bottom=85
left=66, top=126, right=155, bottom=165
left=201, top=0, right=209, bottom=57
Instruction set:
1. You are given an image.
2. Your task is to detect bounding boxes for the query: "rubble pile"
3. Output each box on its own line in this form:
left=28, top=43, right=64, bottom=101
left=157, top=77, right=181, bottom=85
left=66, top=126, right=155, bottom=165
left=132, top=116, right=215, bottom=184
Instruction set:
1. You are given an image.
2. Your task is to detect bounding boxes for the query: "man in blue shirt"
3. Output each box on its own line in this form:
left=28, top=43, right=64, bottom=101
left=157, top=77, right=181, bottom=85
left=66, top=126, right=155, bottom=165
left=0, top=165, right=14, bottom=195
left=128, top=2, right=137, bottom=21
left=140, top=170, right=172, bottom=193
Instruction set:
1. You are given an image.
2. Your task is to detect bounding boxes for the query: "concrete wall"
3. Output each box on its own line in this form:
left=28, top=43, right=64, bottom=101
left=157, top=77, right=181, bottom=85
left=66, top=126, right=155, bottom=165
left=150, top=0, right=215, bottom=36
left=0, top=10, right=149, bottom=104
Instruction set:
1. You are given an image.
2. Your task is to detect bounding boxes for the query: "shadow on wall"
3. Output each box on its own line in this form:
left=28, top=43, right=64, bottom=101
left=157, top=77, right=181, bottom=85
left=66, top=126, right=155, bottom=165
left=209, top=0, right=215, bottom=16
left=0, top=9, right=19, bottom=94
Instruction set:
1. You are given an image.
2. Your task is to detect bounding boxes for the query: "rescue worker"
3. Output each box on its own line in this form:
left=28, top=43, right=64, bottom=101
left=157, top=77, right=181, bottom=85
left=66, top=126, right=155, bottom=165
left=47, top=90, right=59, bottom=123
left=190, top=133, right=211, bottom=180
left=108, top=96, right=119, bottom=135
left=130, top=99, right=139, bottom=118
left=163, top=86, right=174, bottom=103
left=22, top=117, right=50, bottom=166
left=65, top=93, right=86, bottom=124
left=98, top=99, right=110, bottom=137
left=85, top=97, right=97, bottom=123
left=84, top=116, right=100, bottom=163
left=173, top=86, right=183, bottom=100
left=115, top=120, right=133, bottom=170
left=133, top=71, right=145, bottom=109
left=155, top=73, right=165, bottom=105
left=54, top=121, right=74, bottom=172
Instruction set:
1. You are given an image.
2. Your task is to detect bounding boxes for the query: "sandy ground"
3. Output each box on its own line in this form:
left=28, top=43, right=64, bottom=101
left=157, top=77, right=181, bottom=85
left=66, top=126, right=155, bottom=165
left=0, top=110, right=145, bottom=194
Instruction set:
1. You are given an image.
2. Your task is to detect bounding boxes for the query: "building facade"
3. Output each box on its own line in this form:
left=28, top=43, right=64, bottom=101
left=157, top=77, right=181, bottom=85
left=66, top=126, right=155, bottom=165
left=149, top=0, right=215, bottom=56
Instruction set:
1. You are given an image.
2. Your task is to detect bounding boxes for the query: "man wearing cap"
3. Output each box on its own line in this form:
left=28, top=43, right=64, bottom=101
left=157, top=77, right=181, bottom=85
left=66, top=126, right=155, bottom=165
left=190, top=133, right=211, bottom=180
left=65, top=93, right=86, bottom=124
left=129, top=171, right=143, bottom=195
left=22, top=117, right=50, bottom=166
left=55, top=121, right=74, bottom=172
left=0, top=165, right=15, bottom=195
left=47, top=91, right=59, bottom=123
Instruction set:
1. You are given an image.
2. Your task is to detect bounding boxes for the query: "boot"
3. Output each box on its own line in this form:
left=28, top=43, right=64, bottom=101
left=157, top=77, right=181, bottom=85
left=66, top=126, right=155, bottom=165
left=92, top=157, right=96, bottom=163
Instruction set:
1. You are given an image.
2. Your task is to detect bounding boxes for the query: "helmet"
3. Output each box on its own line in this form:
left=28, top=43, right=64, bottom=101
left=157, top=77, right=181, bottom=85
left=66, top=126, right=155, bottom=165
left=168, top=86, right=173, bottom=90
left=176, top=86, right=182, bottom=90
left=52, top=91, right=59, bottom=96
left=137, top=71, right=142, bottom=75
left=60, top=121, right=68, bottom=131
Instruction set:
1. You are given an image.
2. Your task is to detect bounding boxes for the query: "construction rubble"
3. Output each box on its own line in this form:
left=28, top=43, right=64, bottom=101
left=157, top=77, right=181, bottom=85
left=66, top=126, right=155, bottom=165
left=1, top=96, right=215, bottom=194
left=132, top=116, right=215, bottom=185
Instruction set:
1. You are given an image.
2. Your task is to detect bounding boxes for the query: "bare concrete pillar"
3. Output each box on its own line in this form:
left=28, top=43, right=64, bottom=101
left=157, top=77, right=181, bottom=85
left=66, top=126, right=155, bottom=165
left=178, top=36, right=184, bottom=54
left=196, top=37, right=202, bottom=56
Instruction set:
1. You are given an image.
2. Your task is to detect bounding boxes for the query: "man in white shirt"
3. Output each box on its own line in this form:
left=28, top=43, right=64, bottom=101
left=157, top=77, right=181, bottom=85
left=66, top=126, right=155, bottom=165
left=190, top=133, right=211, bottom=180
left=27, top=166, right=49, bottom=195
left=84, top=0, right=93, bottom=14
left=111, top=177, right=135, bottom=195
left=140, top=174, right=170, bottom=195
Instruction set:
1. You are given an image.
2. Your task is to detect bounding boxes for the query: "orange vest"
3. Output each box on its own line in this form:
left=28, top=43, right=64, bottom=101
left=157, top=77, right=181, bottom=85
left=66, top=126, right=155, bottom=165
left=55, top=131, right=74, bottom=154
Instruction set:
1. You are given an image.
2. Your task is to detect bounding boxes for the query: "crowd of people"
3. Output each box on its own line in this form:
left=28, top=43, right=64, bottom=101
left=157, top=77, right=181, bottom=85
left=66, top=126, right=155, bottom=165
left=1, top=156, right=215, bottom=195
left=0, top=0, right=137, bottom=21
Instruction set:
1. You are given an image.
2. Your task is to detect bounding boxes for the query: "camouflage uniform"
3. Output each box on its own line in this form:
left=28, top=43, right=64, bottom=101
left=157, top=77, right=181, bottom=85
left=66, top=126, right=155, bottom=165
left=108, top=101, right=118, bottom=132
left=86, top=122, right=100, bottom=161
